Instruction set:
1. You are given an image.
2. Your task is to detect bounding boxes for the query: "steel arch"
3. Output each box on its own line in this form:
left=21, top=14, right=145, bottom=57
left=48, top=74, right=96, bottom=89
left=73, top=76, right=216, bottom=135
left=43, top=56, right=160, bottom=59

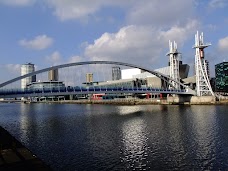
left=0, top=61, right=192, bottom=91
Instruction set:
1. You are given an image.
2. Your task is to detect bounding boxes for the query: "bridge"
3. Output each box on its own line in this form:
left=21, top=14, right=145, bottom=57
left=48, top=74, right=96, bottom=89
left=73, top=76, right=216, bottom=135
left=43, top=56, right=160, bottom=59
left=0, top=61, right=196, bottom=100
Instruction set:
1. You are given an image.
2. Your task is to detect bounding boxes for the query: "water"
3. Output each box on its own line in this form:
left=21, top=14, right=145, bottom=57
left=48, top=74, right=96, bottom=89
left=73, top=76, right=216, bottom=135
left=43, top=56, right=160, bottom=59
left=0, top=103, right=228, bottom=170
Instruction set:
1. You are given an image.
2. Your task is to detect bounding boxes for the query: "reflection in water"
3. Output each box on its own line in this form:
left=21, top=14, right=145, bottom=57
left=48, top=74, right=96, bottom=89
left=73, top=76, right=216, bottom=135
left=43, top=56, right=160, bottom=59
left=0, top=104, right=228, bottom=170
left=117, top=106, right=142, bottom=115
left=19, top=103, right=30, bottom=144
left=121, top=116, right=148, bottom=170
left=190, top=106, right=218, bottom=169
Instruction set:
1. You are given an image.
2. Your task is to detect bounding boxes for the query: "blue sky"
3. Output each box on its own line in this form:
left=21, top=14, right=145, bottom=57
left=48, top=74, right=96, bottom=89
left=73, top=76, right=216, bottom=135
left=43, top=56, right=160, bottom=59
left=0, top=0, right=228, bottom=83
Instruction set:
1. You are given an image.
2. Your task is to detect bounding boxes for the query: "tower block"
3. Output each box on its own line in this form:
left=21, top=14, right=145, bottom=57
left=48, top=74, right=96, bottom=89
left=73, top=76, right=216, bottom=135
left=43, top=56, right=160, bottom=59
left=193, top=31, right=214, bottom=96
left=166, top=41, right=181, bottom=90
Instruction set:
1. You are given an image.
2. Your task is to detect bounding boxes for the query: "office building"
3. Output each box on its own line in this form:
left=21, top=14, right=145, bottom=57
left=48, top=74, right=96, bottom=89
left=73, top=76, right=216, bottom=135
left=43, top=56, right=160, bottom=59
left=215, top=62, right=228, bottom=92
left=86, top=73, right=93, bottom=83
left=21, top=63, right=36, bottom=89
left=49, top=69, right=59, bottom=81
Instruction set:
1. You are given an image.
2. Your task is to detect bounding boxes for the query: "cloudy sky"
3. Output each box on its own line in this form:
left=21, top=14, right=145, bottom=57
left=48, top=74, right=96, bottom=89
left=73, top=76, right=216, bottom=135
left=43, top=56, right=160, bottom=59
left=0, top=0, right=228, bottom=82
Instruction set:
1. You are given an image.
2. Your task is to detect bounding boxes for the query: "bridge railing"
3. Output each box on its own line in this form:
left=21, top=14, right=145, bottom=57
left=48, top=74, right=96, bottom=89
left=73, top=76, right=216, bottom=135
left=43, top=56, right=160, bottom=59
left=0, top=86, right=187, bottom=97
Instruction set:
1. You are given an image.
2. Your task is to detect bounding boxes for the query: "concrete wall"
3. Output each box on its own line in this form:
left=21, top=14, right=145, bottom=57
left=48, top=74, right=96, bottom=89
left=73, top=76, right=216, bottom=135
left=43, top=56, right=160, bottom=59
left=147, top=77, right=162, bottom=88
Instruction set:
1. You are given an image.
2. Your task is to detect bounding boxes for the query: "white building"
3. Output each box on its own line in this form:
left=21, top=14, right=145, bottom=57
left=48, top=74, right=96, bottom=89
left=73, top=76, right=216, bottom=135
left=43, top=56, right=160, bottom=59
left=121, top=68, right=142, bottom=79
left=21, top=63, right=36, bottom=89
left=132, top=66, right=170, bottom=79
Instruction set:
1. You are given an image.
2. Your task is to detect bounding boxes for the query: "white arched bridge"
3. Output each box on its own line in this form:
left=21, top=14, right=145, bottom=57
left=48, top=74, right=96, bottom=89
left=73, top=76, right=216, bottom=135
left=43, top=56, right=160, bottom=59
left=0, top=61, right=196, bottom=99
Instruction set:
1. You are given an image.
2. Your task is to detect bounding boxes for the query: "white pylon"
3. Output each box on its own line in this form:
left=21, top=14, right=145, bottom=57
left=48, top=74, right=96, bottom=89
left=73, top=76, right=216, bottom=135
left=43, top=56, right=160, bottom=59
left=166, top=40, right=181, bottom=90
left=193, top=31, right=214, bottom=96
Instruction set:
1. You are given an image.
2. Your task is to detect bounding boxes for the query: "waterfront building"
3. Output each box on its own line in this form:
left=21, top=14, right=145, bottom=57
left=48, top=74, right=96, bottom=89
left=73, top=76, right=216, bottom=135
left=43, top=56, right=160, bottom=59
left=26, top=81, right=65, bottom=90
left=21, top=63, right=36, bottom=89
left=97, top=78, right=147, bottom=89
left=48, top=69, right=59, bottom=81
left=131, top=64, right=189, bottom=80
left=86, top=73, right=93, bottom=83
left=215, top=62, right=228, bottom=92
left=112, top=66, right=121, bottom=81
left=121, top=68, right=141, bottom=79
left=210, top=77, right=216, bottom=92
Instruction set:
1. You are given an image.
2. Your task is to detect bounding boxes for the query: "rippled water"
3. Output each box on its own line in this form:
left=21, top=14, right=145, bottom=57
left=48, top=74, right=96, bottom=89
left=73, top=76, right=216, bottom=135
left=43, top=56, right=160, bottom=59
left=0, top=103, right=228, bottom=170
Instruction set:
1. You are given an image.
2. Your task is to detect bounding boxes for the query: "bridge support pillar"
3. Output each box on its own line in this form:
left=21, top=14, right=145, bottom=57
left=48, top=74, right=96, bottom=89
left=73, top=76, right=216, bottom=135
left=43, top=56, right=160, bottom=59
left=167, top=95, right=216, bottom=104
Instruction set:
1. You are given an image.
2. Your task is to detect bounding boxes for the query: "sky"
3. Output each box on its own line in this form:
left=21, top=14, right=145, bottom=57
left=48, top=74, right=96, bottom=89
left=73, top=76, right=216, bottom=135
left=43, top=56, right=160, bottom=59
left=0, top=0, right=228, bottom=83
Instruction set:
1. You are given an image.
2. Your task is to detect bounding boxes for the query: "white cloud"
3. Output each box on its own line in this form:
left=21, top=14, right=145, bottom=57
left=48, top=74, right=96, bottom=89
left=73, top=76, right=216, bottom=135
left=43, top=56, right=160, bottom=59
left=5, top=64, right=21, bottom=74
left=45, top=0, right=196, bottom=25
left=46, top=0, right=98, bottom=21
left=160, top=20, right=200, bottom=45
left=45, top=51, right=84, bottom=67
left=19, top=35, right=53, bottom=50
left=218, top=36, right=228, bottom=52
left=45, top=0, right=134, bottom=21
left=0, top=64, right=21, bottom=84
left=0, top=0, right=35, bottom=6
left=208, top=0, right=228, bottom=9
left=68, top=56, right=83, bottom=63
left=45, top=51, right=62, bottom=65
left=126, top=0, right=195, bottom=27
left=84, top=20, right=199, bottom=68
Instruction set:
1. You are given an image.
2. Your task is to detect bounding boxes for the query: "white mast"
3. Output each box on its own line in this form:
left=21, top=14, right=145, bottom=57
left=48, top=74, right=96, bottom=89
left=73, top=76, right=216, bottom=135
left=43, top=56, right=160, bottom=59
left=193, top=31, right=214, bottom=96
left=167, top=40, right=181, bottom=90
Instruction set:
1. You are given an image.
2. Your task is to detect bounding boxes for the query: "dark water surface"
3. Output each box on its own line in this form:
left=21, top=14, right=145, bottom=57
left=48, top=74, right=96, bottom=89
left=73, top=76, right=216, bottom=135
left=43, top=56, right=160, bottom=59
left=0, top=103, right=228, bottom=170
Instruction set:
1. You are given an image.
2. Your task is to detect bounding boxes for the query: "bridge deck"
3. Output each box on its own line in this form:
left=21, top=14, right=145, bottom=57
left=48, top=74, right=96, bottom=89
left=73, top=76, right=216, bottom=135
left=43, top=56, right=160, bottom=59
left=0, top=87, right=192, bottom=98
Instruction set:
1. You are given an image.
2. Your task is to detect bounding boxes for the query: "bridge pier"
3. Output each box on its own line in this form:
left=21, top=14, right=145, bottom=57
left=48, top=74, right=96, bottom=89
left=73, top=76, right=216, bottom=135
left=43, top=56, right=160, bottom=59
left=167, top=95, right=216, bottom=104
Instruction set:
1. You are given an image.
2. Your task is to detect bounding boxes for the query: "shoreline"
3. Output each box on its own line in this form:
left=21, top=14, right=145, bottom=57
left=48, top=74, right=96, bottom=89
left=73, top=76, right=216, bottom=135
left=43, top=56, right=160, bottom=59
left=49, top=99, right=228, bottom=105
left=0, top=126, right=52, bottom=170
left=1, top=98, right=227, bottom=105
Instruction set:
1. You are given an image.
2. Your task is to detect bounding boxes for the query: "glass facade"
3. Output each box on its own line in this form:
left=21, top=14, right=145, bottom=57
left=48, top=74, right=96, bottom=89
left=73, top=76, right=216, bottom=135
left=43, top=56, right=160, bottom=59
left=215, top=62, right=228, bottom=92
left=27, top=81, right=65, bottom=90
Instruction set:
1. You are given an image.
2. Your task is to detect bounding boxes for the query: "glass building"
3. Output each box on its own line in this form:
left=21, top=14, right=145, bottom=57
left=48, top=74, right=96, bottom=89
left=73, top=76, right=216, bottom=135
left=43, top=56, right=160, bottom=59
left=215, top=62, right=228, bottom=92
left=27, top=81, right=65, bottom=90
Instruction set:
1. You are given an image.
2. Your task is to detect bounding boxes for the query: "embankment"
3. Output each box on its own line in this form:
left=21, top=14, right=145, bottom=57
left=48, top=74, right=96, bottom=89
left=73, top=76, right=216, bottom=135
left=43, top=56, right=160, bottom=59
left=0, top=126, right=52, bottom=170
left=37, top=97, right=228, bottom=105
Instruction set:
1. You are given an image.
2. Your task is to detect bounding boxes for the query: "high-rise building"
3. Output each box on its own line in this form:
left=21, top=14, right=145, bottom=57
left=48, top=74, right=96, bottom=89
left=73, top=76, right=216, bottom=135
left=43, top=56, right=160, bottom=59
left=86, top=73, right=93, bottom=83
left=215, top=62, right=228, bottom=92
left=112, top=66, right=121, bottom=81
left=48, top=69, right=59, bottom=81
left=21, top=63, right=36, bottom=89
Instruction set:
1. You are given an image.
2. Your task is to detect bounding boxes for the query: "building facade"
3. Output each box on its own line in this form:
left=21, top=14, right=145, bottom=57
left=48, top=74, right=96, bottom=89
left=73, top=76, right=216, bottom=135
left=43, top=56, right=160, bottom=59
left=215, top=62, right=228, bottom=92
left=86, top=73, right=93, bottom=83
left=48, top=69, right=59, bottom=81
left=112, top=66, right=121, bottom=81
left=121, top=68, right=141, bottom=79
left=27, top=81, right=65, bottom=90
left=21, top=63, right=36, bottom=89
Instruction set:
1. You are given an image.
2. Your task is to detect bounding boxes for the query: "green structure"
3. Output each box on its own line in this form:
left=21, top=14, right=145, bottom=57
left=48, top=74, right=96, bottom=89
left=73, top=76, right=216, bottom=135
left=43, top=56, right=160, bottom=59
left=215, top=62, right=228, bottom=92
